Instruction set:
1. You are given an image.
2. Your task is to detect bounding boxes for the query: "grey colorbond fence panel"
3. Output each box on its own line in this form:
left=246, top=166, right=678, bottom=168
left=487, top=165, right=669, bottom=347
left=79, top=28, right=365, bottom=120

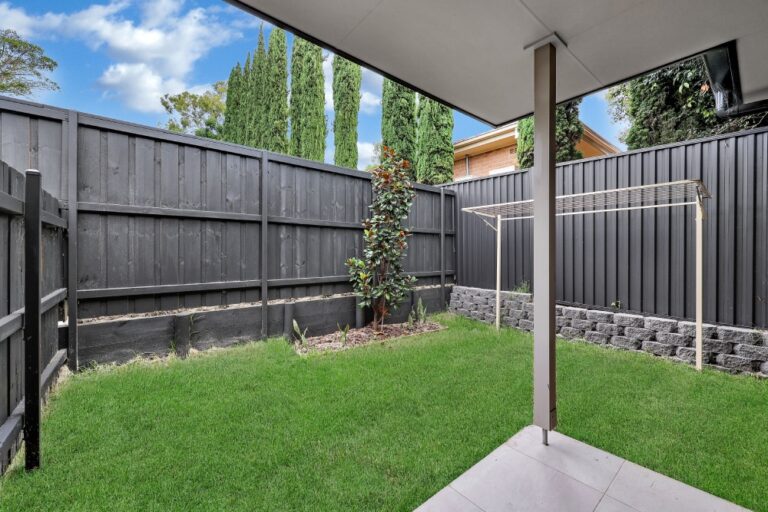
left=0, top=161, right=67, bottom=473
left=446, top=126, right=768, bottom=329
left=0, top=96, right=456, bottom=321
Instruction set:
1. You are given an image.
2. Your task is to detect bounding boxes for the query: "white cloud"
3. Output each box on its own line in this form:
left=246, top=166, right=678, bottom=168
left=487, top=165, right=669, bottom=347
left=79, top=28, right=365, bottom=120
left=323, top=52, right=334, bottom=112
left=99, top=63, right=184, bottom=113
left=0, top=1, right=239, bottom=112
left=141, top=0, right=181, bottom=28
left=357, top=141, right=377, bottom=170
left=362, top=67, right=383, bottom=92
left=0, top=3, right=63, bottom=37
left=360, top=90, right=381, bottom=114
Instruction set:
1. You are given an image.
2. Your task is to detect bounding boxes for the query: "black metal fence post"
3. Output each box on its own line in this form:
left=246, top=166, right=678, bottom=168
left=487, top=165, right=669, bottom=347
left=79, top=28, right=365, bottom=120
left=23, top=169, right=42, bottom=471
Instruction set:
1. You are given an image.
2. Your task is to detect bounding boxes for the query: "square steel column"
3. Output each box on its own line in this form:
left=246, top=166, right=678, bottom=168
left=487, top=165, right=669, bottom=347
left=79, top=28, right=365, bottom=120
left=532, top=43, right=557, bottom=435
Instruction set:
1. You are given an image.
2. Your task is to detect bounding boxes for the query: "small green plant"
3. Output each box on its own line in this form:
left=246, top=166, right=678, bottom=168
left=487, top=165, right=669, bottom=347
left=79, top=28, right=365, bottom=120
left=337, top=323, right=350, bottom=345
left=292, top=319, right=308, bottom=346
left=407, top=297, right=428, bottom=329
left=513, top=281, right=531, bottom=294
left=406, top=311, right=415, bottom=329
left=415, top=297, right=428, bottom=324
left=610, top=299, right=623, bottom=310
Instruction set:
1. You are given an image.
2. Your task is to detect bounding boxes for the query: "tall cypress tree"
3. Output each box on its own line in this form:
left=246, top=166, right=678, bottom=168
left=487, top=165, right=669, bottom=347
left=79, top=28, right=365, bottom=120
left=237, top=53, right=252, bottom=145
left=290, top=37, right=326, bottom=162
left=289, top=38, right=305, bottom=157
left=264, top=28, right=288, bottom=154
left=381, top=78, right=416, bottom=167
left=415, top=96, right=454, bottom=184
left=332, top=56, right=361, bottom=168
left=247, top=28, right=267, bottom=148
left=222, top=63, right=242, bottom=143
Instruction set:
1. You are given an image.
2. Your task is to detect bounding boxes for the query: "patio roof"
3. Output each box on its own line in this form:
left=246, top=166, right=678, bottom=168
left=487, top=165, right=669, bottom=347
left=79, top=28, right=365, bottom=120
left=227, top=0, right=768, bottom=126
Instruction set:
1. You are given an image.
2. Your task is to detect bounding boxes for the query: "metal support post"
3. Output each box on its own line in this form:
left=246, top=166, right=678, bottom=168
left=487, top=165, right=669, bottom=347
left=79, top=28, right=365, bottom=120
left=532, top=42, right=557, bottom=437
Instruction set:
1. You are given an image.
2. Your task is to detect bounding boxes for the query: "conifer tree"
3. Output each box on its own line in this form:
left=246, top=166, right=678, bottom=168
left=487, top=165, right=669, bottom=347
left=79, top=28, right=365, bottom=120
left=264, top=28, right=288, bottom=153
left=332, top=56, right=361, bottom=168
left=289, top=39, right=306, bottom=156
left=415, top=96, right=454, bottom=184
left=290, top=37, right=326, bottom=161
left=237, top=53, right=252, bottom=145
left=222, top=63, right=242, bottom=143
left=381, top=79, right=416, bottom=167
left=247, top=28, right=267, bottom=147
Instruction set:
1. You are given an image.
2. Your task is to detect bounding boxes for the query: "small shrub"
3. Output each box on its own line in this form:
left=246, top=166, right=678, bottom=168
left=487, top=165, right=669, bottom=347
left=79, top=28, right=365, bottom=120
left=610, top=299, right=623, bottom=310
left=406, top=311, right=415, bottom=329
left=407, top=297, right=428, bottom=329
left=415, top=297, right=427, bottom=324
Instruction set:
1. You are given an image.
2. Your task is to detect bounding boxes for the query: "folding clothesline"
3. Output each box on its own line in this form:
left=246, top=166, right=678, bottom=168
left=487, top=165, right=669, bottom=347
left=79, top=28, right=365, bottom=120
left=462, top=179, right=711, bottom=370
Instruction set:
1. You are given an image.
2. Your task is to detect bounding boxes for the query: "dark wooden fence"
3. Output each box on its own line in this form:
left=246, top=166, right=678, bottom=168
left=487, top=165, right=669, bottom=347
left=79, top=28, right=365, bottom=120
left=0, top=162, right=69, bottom=473
left=0, top=96, right=456, bottom=363
left=446, top=126, right=768, bottom=329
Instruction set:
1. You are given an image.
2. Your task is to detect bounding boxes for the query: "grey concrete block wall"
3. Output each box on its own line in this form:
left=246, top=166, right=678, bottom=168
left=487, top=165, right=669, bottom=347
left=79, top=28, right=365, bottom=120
left=449, top=286, right=768, bottom=377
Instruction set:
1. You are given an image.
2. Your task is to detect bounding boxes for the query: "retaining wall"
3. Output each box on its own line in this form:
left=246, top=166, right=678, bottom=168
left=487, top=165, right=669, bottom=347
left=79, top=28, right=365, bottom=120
left=449, top=286, right=768, bottom=376
left=80, top=285, right=450, bottom=365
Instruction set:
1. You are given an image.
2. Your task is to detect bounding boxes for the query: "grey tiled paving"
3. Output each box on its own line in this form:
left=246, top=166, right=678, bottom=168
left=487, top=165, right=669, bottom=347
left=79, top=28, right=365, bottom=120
left=415, top=425, right=749, bottom=512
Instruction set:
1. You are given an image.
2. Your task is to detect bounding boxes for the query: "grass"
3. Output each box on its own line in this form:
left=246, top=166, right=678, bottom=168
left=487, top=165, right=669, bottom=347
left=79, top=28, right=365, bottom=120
left=1, top=313, right=766, bottom=511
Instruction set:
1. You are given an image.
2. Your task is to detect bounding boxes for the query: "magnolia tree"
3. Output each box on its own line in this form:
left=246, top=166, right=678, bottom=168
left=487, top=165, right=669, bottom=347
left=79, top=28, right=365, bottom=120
left=347, top=147, right=416, bottom=331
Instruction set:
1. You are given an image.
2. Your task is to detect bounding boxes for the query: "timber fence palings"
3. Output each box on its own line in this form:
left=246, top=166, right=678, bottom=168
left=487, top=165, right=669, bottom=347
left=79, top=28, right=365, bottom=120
left=68, top=119, right=454, bottom=316
left=0, top=95, right=456, bottom=320
left=0, top=95, right=456, bottom=363
left=0, top=162, right=69, bottom=474
left=445, top=125, right=768, bottom=329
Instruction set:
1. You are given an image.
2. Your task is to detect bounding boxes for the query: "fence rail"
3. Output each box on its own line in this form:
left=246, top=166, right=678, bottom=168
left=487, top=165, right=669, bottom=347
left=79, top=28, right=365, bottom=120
left=446, top=126, right=768, bottom=329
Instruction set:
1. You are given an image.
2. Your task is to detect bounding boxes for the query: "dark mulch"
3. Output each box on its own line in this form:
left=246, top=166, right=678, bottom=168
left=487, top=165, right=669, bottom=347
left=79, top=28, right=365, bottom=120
left=296, top=321, right=443, bottom=354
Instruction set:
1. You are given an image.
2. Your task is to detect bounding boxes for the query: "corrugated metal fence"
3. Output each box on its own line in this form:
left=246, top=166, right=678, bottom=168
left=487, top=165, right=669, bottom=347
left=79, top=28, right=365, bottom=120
left=0, top=96, right=455, bottom=321
left=446, top=127, right=768, bottom=329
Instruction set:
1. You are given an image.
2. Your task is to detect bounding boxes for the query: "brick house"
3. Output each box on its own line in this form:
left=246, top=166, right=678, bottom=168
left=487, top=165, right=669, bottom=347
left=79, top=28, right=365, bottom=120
left=453, top=122, right=619, bottom=180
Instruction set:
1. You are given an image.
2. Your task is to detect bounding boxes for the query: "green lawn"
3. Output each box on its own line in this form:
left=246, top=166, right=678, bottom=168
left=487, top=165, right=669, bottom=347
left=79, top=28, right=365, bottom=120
left=1, top=314, right=766, bottom=511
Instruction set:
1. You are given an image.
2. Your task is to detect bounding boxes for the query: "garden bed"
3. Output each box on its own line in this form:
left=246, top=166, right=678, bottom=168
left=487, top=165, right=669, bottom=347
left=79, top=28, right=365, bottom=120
left=296, top=321, right=443, bottom=354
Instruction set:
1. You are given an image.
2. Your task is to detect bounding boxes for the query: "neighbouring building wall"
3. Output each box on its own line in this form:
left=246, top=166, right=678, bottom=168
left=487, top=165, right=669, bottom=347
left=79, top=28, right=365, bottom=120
left=449, top=286, right=768, bottom=376
left=453, top=144, right=519, bottom=180
left=453, top=123, right=619, bottom=181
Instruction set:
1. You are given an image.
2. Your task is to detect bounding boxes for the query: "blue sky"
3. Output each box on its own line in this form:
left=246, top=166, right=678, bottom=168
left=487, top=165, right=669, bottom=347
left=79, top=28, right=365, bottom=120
left=3, top=0, right=626, bottom=168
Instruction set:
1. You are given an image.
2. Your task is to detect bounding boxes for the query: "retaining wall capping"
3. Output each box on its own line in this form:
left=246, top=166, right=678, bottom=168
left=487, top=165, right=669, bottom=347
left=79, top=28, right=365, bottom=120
left=448, top=286, right=768, bottom=377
